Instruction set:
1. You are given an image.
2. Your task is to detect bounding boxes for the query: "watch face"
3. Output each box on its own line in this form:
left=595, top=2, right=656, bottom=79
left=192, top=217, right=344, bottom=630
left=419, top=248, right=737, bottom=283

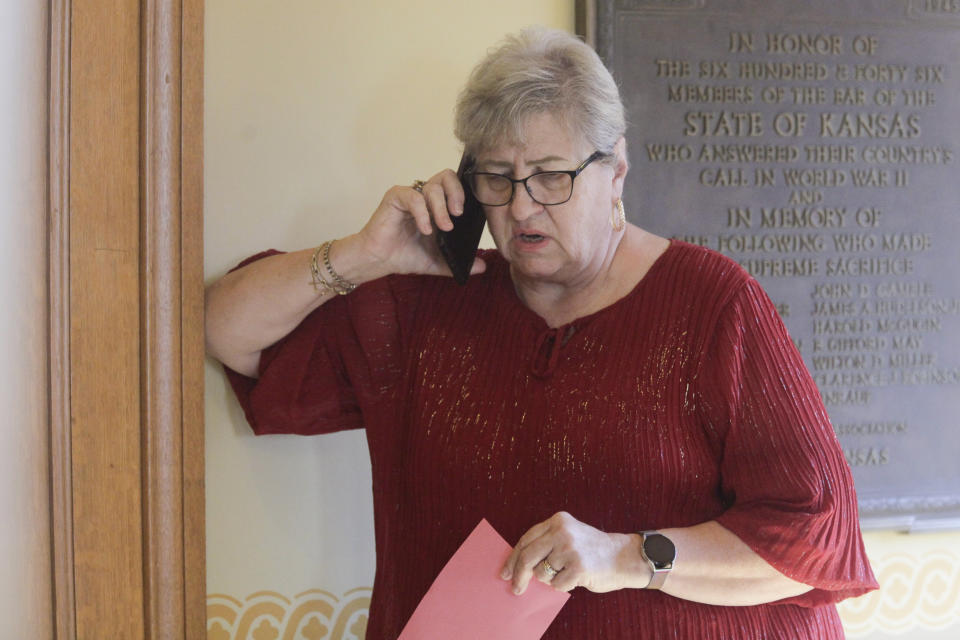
left=644, top=533, right=676, bottom=566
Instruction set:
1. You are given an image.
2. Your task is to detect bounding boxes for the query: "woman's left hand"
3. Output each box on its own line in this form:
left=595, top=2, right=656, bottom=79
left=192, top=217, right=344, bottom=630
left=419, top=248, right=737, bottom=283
left=500, top=512, right=648, bottom=594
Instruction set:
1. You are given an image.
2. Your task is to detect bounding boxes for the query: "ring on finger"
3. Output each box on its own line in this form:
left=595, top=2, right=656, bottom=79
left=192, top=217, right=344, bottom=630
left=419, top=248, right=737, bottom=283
left=539, top=559, right=559, bottom=580
left=411, top=179, right=426, bottom=193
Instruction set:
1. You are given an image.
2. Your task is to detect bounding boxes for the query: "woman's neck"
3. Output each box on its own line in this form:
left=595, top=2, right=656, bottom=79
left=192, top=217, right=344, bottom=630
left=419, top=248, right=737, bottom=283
left=511, top=226, right=665, bottom=328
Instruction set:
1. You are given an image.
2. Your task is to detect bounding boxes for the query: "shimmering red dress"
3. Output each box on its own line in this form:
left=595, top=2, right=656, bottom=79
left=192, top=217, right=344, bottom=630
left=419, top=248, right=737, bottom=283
left=226, top=240, right=877, bottom=639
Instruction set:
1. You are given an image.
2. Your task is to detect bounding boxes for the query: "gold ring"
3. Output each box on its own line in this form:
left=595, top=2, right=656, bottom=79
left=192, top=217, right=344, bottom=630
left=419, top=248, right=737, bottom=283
left=540, top=559, right=559, bottom=579
left=412, top=179, right=426, bottom=193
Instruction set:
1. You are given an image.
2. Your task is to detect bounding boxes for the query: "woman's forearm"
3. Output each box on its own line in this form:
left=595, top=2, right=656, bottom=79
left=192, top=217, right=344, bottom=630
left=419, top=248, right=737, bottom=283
left=502, top=513, right=812, bottom=605
left=652, top=521, right=812, bottom=605
left=204, top=233, right=388, bottom=377
left=205, top=173, right=490, bottom=376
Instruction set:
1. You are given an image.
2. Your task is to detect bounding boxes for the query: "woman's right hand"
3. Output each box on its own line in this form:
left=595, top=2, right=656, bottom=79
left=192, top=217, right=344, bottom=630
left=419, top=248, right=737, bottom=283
left=354, top=169, right=486, bottom=278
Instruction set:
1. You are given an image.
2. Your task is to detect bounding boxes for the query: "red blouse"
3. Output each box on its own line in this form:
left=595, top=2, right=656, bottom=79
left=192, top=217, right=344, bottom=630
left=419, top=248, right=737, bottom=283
left=226, top=240, right=878, bottom=639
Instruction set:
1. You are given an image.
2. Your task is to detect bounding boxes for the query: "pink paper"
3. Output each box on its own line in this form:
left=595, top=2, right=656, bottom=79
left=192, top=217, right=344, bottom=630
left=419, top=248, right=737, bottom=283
left=397, top=519, right=570, bottom=640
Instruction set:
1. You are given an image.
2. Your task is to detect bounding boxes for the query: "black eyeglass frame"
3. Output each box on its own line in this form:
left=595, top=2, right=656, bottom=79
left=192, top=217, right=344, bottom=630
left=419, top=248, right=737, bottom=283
left=465, top=150, right=609, bottom=206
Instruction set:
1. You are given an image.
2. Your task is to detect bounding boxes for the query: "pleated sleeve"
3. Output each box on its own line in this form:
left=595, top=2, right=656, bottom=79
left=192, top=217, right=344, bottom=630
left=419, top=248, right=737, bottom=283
left=699, top=277, right=878, bottom=606
left=222, top=251, right=416, bottom=436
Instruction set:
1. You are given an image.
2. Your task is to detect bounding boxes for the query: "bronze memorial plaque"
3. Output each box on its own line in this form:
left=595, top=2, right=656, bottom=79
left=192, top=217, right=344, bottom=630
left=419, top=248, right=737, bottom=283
left=592, top=0, right=960, bottom=529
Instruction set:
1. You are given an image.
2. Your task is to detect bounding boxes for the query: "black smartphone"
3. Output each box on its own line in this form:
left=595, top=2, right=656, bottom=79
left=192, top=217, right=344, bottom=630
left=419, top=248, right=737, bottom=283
left=435, top=154, right=487, bottom=285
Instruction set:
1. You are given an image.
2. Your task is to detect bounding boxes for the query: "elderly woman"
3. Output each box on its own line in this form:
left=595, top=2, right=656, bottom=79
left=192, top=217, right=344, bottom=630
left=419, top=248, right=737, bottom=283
left=206, top=27, right=877, bottom=639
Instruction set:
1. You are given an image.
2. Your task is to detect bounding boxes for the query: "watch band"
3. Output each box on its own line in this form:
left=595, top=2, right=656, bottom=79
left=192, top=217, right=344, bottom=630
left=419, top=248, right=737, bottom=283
left=640, top=530, right=676, bottom=590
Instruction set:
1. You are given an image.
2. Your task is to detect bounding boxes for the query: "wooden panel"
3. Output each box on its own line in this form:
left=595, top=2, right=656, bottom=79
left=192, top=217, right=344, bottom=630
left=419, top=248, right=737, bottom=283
left=140, top=1, right=207, bottom=636
left=69, top=1, right=144, bottom=637
left=49, top=0, right=76, bottom=637
left=141, top=0, right=185, bottom=636
left=53, top=0, right=205, bottom=636
left=181, top=1, right=208, bottom=637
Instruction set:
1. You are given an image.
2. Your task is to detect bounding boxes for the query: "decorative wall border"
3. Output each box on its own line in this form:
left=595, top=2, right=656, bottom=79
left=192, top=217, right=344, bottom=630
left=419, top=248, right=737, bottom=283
left=207, top=589, right=372, bottom=640
left=208, top=564, right=960, bottom=640
left=838, top=550, right=960, bottom=637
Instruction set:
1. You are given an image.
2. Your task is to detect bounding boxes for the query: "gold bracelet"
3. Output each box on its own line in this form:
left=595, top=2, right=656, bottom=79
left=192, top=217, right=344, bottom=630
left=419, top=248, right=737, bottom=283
left=309, top=243, right=335, bottom=296
left=321, top=240, right=357, bottom=295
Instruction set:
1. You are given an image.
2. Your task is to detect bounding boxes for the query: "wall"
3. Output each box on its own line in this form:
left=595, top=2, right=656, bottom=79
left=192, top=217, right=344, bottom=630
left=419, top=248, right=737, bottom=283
left=204, top=2, right=960, bottom=638
left=0, top=1, right=53, bottom=638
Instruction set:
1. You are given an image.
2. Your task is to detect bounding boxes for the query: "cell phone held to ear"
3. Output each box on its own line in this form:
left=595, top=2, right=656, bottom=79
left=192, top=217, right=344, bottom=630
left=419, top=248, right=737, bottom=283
left=435, top=154, right=486, bottom=285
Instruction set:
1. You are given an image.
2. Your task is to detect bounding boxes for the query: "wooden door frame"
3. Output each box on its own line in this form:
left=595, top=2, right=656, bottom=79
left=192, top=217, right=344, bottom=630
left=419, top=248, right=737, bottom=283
left=49, top=1, right=205, bottom=637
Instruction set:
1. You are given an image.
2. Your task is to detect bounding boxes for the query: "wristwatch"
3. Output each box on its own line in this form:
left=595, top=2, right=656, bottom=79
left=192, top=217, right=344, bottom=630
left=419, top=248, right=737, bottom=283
left=640, top=530, right=676, bottom=590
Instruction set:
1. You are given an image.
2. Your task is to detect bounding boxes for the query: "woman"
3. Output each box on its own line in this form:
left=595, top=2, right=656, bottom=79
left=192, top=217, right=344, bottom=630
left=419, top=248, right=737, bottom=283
left=206, top=27, right=877, bottom=639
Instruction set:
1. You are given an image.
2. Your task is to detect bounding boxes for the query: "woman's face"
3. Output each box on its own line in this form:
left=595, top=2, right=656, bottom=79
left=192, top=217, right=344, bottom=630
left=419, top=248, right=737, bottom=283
left=475, top=112, right=627, bottom=286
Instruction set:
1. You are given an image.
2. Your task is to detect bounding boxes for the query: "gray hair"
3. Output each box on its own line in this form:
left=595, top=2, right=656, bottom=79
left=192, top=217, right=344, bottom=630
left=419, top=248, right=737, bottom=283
left=454, top=27, right=626, bottom=160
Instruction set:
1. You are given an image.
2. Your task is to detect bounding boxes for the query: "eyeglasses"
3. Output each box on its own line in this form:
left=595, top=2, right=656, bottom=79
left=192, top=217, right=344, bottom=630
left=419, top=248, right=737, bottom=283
left=465, top=150, right=608, bottom=206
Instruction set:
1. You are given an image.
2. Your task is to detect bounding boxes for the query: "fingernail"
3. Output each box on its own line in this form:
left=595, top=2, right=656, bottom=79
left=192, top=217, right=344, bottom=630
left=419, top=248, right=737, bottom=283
left=500, top=567, right=510, bottom=580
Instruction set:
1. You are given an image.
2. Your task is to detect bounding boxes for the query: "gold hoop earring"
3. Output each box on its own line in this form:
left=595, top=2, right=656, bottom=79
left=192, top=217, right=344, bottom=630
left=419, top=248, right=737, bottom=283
left=612, top=199, right=626, bottom=232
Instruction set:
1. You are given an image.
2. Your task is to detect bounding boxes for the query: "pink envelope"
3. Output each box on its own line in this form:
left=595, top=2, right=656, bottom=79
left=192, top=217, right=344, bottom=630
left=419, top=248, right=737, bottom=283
left=398, top=519, right=571, bottom=639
